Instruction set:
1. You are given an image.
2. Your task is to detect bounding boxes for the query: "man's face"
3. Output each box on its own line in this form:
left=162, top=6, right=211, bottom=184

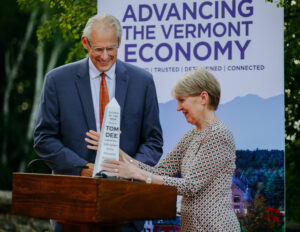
left=82, top=23, right=119, bottom=72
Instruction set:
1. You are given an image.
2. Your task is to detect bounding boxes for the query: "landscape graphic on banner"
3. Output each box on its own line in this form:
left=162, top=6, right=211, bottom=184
left=98, top=0, right=284, bottom=231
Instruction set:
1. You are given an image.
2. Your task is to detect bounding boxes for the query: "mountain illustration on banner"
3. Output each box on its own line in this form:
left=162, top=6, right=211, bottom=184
left=159, top=94, right=284, bottom=154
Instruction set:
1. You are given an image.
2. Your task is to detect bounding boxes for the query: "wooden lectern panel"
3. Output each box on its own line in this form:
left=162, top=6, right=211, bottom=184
left=96, top=178, right=176, bottom=222
left=13, top=173, right=99, bottom=222
left=12, top=173, right=177, bottom=223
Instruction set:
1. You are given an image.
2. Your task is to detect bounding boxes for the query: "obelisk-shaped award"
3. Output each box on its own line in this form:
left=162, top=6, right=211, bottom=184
left=93, top=98, right=120, bottom=177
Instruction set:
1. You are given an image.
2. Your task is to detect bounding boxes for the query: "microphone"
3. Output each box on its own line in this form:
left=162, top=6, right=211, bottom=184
left=95, top=170, right=129, bottom=181
left=26, top=159, right=127, bottom=181
left=95, top=170, right=108, bottom=178
left=26, top=158, right=89, bottom=173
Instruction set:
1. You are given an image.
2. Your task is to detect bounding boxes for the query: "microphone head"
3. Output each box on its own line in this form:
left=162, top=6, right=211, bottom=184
left=95, top=170, right=108, bottom=178
left=25, top=159, right=51, bottom=174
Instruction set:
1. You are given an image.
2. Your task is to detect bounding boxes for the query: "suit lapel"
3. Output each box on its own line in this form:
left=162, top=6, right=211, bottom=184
left=115, top=60, right=129, bottom=118
left=75, top=58, right=97, bottom=131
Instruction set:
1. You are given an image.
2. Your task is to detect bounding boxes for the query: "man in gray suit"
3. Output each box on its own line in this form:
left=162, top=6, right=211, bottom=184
left=34, top=14, right=163, bottom=232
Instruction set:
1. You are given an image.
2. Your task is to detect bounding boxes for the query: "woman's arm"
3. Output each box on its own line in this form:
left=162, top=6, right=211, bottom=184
left=161, top=129, right=236, bottom=197
left=85, top=129, right=195, bottom=177
left=101, top=156, right=164, bottom=185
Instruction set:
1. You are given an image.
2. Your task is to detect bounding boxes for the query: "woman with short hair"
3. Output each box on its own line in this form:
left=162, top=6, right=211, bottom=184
left=87, top=67, right=241, bottom=231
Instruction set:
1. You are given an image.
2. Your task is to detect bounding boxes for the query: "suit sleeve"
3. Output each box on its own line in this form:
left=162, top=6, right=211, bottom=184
left=133, top=77, right=163, bottom=166
left=33, top=74, right=87, bottom=175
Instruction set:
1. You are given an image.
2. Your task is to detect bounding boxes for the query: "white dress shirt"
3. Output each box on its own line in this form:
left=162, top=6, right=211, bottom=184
left=88, top=58, right=116, bottom=132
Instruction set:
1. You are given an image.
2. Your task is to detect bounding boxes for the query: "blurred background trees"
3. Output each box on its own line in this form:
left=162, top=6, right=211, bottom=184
left=282, top=0, right=300, bottom=223
left=0, top=0, right=299, bottom=225
left=0, top=0, right=96, bottom=189
left=266, top=0, right=300, bottom=223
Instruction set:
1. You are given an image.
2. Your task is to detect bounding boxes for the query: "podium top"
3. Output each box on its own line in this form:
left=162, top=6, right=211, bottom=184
left=12, top=173, right=177, bottom=223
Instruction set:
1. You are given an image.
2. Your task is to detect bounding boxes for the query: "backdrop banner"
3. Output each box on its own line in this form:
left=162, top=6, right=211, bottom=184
left=98, top=0, right=284, bottom=230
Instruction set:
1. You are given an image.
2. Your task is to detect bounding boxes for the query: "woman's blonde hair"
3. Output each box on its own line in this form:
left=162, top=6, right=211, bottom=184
left=172, top=67, right=221, bottom=110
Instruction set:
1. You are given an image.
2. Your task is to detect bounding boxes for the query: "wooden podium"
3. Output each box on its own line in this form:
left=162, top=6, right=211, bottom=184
left=12, top=173, right=177, bottom=232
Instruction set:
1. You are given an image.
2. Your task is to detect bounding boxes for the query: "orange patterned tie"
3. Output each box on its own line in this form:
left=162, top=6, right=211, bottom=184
left=100, top=73, right=109, bottom=129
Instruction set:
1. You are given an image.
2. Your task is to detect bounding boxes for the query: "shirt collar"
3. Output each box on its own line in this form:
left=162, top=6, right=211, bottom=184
left=89, top=58, right=116, bottom=80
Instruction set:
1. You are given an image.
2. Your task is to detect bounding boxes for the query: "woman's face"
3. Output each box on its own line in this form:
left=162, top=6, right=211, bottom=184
left=176, top=95, right=204, bottom=126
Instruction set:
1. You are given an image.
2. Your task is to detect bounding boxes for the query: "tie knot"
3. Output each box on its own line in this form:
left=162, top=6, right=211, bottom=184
left=101, top=73, right=106, bottom=79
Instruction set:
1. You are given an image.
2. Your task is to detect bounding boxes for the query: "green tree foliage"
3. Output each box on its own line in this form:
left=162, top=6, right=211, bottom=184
left=264, top=170, right=284, bottom=209
left=284, top=1, right=300, bottom=222
left=266, top=0, right=300, bottom=222
left=18, top=0, right=97, bottom=63
left=240, top=193, right=284, bottom=232
left=0, top=0, right=39, bottom=189
left=0, top=0, right=96, bottom=189
left=285, top=140, right=300, bottom=221
left=236, top=150, right=283, bottom=170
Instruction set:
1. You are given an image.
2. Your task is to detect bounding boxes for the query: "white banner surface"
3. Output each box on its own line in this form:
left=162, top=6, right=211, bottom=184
left=97, top=0, right=284, bottom=151
left=97, top=0, right=285, bottom=228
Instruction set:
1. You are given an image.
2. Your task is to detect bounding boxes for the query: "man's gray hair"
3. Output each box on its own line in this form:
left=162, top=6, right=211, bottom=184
left=83, top=14, right=122, bottom=45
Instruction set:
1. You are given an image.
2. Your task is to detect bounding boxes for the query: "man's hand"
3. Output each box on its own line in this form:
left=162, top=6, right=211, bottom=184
left=85, top=130, right=100, bottom=150
left=85, top=130, right=122, bottom=150
left=80, top=163, right=94, bottom=177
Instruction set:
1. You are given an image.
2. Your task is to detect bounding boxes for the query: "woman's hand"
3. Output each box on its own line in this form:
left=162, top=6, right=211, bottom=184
left=101, top=157, right=146, bottom=181
left=119, top=149, right=137, bottom=166
left=85, top=130, right=100, bottom=150
left=101, top=156, right=164, bottom=185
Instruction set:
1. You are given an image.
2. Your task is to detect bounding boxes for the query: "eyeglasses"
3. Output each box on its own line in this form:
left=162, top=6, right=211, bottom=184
left=86, top=38, right=118, bottom=55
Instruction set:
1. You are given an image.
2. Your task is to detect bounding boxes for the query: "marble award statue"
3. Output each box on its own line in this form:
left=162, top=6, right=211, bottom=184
left=93, top=98, right=120, bottom=177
